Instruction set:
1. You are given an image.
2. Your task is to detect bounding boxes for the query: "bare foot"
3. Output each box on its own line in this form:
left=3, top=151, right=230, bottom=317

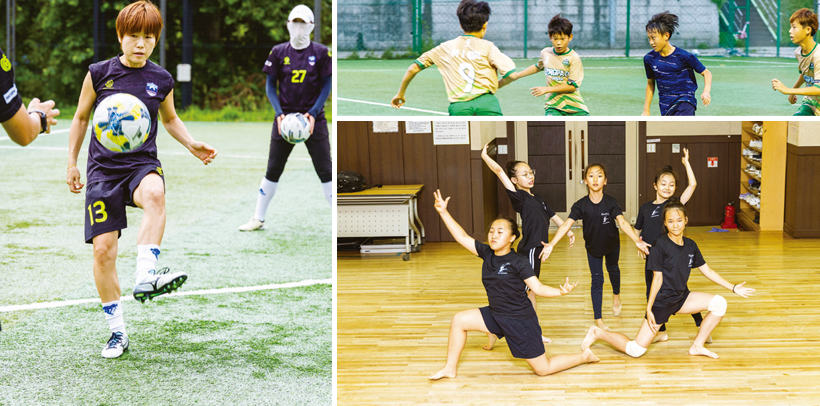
left=429, top=366, right=457, bottom=380
left=583, top=348, right=600, bottom=363
left=595, top=319, right=610, bottom=331
left=542, top=335, right=552, bottom=344
left=581, top=326, right=599, bottom=351
left=483, top=333, right=498, bottom=350
left=653, top=332, right=668, bottom=343
left=689, top=345, right=719, bottom=359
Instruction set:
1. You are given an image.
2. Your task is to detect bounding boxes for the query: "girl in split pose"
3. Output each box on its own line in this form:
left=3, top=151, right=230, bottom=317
left=580, top=198, right=754, bottom=359
left=635, top=148, right=706, bottom=343
left=428, top=189, right=597, bottom=380
left=481, top=143, right=576, bottom=345
left=541, top=164, right=651, bottom=330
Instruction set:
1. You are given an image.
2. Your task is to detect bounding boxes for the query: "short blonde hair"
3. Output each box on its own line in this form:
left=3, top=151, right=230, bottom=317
left=790, top=8, right=818, bottom=37
left=116, top=1, right=163, bottom=39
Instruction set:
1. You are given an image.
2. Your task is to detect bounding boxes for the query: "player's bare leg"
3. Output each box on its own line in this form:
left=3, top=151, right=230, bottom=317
left=526, top=349, right=599, bottom=377
left=678, top=292, right=722, bottom=359
left=133, top=173, right=165, bottom=245
left=429, top=309, right=490, bottom=380
left=93, top=231, right=121, bottom=302
left=483, top=333, right=497, bottom=350
left=528, top=290, right=551, bottom=343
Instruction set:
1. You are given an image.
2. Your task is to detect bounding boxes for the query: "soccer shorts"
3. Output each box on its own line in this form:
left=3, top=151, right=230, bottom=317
left=84, top=165, right=164, bottom=243
left=794, top=102, right=818, bottom=116
left=651, top=291, right=691, bottom=324
left=664, top=101, right=696, bottom=116
left=448, top=93, right=503, bottom=116
left=545, top=107, right=589, bottom=116
left=479, top=306, right=545, bottom=359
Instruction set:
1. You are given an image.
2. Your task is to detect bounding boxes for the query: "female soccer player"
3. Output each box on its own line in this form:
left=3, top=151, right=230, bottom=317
left=238, top=4, right=333, bottom=231
left=66, top=0, right=217, bottom=358
left=481, top=143, right=575, bottom=345
left=635, top=148, right=705, bottom=342
left=541, top=164, right=651, bottom=331
left=428, top=189, right=597, bottom=380
left=580, top=199, right=754, bottom=359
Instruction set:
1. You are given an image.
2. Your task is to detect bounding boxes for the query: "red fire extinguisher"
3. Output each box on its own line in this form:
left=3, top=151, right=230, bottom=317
left=722, top=201, right=737, bottom=229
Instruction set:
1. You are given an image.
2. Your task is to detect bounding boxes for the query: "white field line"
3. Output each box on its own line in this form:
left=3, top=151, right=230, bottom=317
left=0, top=128, right=69, bottom=142
left=0, top=145, right=310, bottom=161
left=0, top=278, right=332, bottom=313
left=337, top=97, right=448, bottom=115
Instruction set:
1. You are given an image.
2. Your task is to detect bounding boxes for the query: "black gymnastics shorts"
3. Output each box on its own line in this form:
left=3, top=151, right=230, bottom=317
left=651, top=291, right=691, bottom=325
left=84, top=165, right=164, bottom=244
left=479, top=306, right=545, bottom=359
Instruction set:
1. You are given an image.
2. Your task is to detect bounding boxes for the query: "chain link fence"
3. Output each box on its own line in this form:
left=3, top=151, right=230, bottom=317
left=339, top=0, right=817, bottom=58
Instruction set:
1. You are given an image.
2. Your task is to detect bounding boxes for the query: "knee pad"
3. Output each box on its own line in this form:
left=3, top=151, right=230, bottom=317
left=625, top=340, right=647, bottom=358
left=708, top=295, right=727, bottom=317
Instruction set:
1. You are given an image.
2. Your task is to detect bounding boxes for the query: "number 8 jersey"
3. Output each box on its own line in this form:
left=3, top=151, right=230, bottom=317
left=414, top=35, right=515, bottom=103
left=263, top=41, right=332, bottom=114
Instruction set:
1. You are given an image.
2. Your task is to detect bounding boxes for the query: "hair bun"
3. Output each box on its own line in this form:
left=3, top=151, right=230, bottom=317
left=666, top=196, right=680, bottom=204
left=662, top=165, right=674, bottom=172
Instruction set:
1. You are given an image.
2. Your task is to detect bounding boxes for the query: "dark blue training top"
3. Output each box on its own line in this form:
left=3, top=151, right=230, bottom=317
left=644, top=47, right=706, bottom=115
left=263, top=42, right=332, bottom=115
left=87, top=55, right=175, bottom=183
left=0, top=47, right=23, bottom=123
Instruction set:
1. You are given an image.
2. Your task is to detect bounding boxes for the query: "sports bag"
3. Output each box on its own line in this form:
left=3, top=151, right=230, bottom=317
left=337, top=171, right=381, bottom=193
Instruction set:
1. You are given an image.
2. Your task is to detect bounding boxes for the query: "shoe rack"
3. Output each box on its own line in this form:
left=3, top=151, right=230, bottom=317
left=739, top=121, right=787, bottom=231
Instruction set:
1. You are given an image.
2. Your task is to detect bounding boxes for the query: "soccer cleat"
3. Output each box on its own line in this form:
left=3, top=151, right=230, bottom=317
left=133, top=267, right=187, bottom=303
left=101, top=331, right=129, bottom=358
left=238, top=217, right=264, bottom=231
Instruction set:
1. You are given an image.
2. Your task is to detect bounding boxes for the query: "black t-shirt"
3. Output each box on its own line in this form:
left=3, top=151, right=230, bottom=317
left=646, top=235, right=706, bottom=307
left=506, top=188, right=556, bottom=251
left=0, top=48, right=23, bottom=123
left=569, top=194, right=623, bottom=257
left=87, top=56, right=174, bottom=182
left=635, top=199, right=669, bottom=246
left=476, top=241, right=537, bottom=319
left=263, top=42, right=332, bottom=114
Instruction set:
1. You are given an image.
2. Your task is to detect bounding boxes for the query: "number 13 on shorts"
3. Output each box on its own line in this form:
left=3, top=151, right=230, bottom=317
left=88, top=201, right=108, bottom=225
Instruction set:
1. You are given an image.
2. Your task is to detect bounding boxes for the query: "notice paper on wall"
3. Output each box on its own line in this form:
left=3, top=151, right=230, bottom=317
left=407, top=121, right=432, bottom=134
left=373, top=121, right=399, bottom=133
left=433, top=122, right=469, bottom=145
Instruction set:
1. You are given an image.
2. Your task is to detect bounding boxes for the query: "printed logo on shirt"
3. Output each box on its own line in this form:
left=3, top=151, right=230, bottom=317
left=562, top=58, right=570, bottom=66
left=328, top=50, right=332, bottom=57
left=146, top=82, right=158, bottom=97
left=688, top=254, right=694, bottom=268
left=498, top=263, right=510, bottom=275
left=0, top=54, right=10, bottom=72
left=264, top=60, right=272, bottom=67
left=105, top=80, right=114, bottom=89
left=309, top=55, right=316, bottom=66
left=601, top=213, right=611, bottom=225
left=156, top=166, right=163, bottom=176
left=284, top=57, right=291, bottom=65
left=544, top=68, right=569, bottom=78
left=3, top=84, right=18, bottom=104
left=651, top=206, right=661, bottom=218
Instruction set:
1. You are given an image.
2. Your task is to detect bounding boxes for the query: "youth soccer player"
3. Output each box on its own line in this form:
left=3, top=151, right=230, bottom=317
left=772, top=8, right=820, bottom=115
left=66, top=0, right=217, bottom=358
left=238, top=4, right=332, bottom=231
left=642, top=11, right=712, bottom=116
left=390, top=0, right=515, bottom=116
left=499, top=14, right=589, bottom=115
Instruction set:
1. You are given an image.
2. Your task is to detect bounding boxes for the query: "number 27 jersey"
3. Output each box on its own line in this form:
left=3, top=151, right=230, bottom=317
left=415, top=36, right=515, bottom=103
left=263, top=41, right=332, bottom=114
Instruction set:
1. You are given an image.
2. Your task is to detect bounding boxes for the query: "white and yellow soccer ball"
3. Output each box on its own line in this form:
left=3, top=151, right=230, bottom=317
left=93, top=93, right=151, bottom=153
left=280, top=113, right=311, bottom=144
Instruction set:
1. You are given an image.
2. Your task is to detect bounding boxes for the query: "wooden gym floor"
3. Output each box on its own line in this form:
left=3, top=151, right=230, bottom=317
left=337, top=227, right=820, bottom=405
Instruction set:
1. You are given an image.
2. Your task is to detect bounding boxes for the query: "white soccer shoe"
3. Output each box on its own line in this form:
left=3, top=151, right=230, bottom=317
left=133, top=268, right=188, bottom=303
left=238, top=217, right=265, bottom=231
left=101, top=331, right=129, bottom=358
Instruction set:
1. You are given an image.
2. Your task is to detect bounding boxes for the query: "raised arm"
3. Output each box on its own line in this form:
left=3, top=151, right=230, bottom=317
left=617, top=214, right=650, bottom=255
left=499, top=64, right=539, bottom=88
left=159, top=90, right=217, bottom=165
left=696, top=263, right=755, bottom=298
left=549, top=215, right=575, bottom=248
left=524, top=276, right=578, bottom=299
left=481, top=143, right=516, bottom=192
left=679, top=148, right=697, bottom=204
left=434, top=189, right=477, bottom=255
left=539, top=218, right=576, bottom=260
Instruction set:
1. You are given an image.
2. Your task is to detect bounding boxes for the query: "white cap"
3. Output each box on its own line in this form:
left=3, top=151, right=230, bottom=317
left=288, top=5, right=314, bottom=24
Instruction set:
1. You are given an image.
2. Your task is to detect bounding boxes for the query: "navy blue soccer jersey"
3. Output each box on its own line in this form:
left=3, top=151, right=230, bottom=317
left=0, top=47, right=23, bottom=123
left=644, top=47, right=705, bottom=115
left=87, top=55, right=174, bottom=182
left=263, top=42, right=332, bottom=114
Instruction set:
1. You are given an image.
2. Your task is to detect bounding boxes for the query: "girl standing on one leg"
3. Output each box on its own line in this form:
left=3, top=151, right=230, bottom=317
left=481, top=143, right=576, bottom=345
left=428, top=190, right=597, bottom=380
left=541, top=164, right=651, bottom=331
left=635, top=148, right=706, bottom=343
left=580, top=198, right=754, bottom=359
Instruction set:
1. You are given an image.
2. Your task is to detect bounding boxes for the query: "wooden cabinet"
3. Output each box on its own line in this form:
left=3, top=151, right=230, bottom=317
left=738, top=121, right=786, bottom=231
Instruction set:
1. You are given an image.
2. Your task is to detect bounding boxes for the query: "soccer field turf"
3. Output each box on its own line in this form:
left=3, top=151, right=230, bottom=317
left=0, top=122, right=331, bottom=405
left=338, top=56, right=803, bottom=116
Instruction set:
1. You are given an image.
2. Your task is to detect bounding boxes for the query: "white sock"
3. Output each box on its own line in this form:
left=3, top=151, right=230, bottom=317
left=102, top=300, right=126, bottom=335
left=135, top=244, right=160, bottom=284
left=254, top=179, right=278, bottom=221
left=322, top=181, right=332, bottom=205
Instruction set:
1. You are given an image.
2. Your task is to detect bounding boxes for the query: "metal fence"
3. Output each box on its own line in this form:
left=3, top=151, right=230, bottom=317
left=338, top=0, right=817, bottom=58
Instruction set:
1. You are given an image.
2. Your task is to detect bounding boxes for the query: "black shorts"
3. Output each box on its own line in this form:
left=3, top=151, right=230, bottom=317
left=651, top=291, right=691, bottom=324
left=479, top=306, right=545, bottom=359
left=84, top=165, right=164, bottom=243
